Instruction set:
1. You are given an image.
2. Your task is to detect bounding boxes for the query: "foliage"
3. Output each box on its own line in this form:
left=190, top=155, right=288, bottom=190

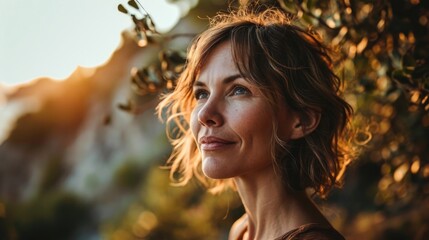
left=117, top=0, right=188, bottom=100
left=267, top=0, right=429, bottom=209
left=1, top=192, right=92, bottom=240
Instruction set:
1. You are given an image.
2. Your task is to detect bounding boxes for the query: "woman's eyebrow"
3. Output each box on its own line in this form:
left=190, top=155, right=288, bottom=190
left=193, top=74, right=242, bottom=87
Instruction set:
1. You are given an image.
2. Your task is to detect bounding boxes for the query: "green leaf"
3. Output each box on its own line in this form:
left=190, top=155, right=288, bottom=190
left=392, top=69, right=412, bottom=85
left=128, top=0, right=139, bottom=10
left=281, top=0, right=298, bottom=13
left=163, top=50, right=186, bottom=65
left=131, top=14, right=139, bottom=25
left=301, top=12, right=314, bottom=25
left=117, top=4, right=128, bottom=14
left=307, top=0, right=316, bottom=11
left=403, top=52, right=416, bottom=69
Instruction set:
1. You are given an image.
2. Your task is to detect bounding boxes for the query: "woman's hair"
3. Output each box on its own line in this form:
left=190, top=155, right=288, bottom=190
left=157, top=7, right=356, bottom=197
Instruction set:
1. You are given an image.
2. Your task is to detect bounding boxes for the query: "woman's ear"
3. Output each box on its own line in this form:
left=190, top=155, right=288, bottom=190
left=289, top=109, right=321, bottom=139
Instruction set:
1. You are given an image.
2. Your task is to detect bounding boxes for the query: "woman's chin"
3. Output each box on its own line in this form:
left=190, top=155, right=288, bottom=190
left=202, top=162, right=235, bottom=179
left=202, top=169, right=230, bottom=179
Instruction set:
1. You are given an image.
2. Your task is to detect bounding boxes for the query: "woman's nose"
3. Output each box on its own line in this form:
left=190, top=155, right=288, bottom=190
left=197, top=98, right=224, bottom=127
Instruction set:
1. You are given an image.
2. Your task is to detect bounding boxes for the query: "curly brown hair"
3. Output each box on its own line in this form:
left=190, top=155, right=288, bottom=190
left=157, top=7, right=356, bottom=197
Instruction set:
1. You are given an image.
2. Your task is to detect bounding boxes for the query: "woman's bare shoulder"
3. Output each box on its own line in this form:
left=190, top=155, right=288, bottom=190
left=228, top=214, right=248, bottom=240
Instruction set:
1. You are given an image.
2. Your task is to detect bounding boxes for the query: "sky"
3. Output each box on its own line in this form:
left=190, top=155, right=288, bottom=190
left=0, top=0, right=182, bottom=86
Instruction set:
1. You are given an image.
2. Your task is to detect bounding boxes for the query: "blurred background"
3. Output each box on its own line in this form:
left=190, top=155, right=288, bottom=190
left=0, top=0, right=428, bottom=239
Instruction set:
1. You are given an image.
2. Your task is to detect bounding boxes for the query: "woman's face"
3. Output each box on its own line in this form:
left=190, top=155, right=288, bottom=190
left=190, top=42, right=298, bottom=179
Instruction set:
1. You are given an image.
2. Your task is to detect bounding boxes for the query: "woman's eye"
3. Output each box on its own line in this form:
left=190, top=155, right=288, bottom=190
left=232, top=85, right=250, bottom=96
left=194, top=89, right=209, bottom=100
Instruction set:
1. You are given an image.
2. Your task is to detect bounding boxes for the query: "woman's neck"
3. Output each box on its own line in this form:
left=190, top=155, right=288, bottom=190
left=233, top=165, right=329, bottom=240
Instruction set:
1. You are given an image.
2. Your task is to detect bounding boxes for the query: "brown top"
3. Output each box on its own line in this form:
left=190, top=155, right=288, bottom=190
left=274, top=223, right=345, bottom=240
left=230, top=215, right=345, bottom=240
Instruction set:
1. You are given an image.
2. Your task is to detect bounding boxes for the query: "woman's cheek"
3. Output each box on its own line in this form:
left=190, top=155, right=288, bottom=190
left=190, top=109, right=200, bottom=141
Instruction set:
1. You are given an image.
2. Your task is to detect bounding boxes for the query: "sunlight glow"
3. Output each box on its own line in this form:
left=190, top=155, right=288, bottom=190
left=0, top=0, right=182, bottom=86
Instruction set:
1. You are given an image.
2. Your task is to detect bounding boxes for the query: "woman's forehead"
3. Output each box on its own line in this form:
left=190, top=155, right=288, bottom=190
left=192, top=42, right=235, bottom=80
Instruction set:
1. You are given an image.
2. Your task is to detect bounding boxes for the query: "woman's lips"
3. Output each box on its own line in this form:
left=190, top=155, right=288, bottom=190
left=199, top=136, right=235, bottom=151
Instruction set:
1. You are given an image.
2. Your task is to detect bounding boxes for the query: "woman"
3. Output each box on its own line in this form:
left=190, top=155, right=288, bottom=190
left=157, top=6, right=355, bottom=240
